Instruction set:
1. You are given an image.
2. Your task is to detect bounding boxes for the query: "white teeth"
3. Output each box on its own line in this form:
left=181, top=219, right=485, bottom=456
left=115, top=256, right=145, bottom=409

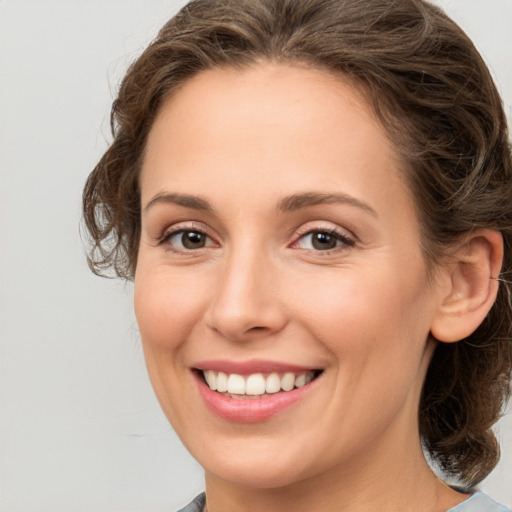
left=281, top=372, right=295, bottom=391
left=265, top=372, right=281, bottom=394
left=227, top=374, right=245, bottom=394
left=246, top=373, right=266, bottom=395
left=216, top=371, right=228, bottom=392
left=205, top=370, right=217, bottom=391
left=295, top=373, right=307, bottom=388
left=202, top=370, right=317, bottom=396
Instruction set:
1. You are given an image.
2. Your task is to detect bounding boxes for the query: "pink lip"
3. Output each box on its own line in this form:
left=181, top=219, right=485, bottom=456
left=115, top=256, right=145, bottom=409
left=193, top=359, right=317, bottom=375
left=192, top=369, right=320, bottom=423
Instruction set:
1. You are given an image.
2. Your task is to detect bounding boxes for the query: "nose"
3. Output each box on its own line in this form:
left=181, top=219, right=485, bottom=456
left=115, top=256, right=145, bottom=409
left=205, top=245, right=288, bottom=342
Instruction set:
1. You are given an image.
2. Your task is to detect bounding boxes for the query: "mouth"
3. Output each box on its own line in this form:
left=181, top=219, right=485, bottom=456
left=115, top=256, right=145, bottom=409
left=197, top=369, right=322, bottom=399
left=192, top=363, right=324, bottom=423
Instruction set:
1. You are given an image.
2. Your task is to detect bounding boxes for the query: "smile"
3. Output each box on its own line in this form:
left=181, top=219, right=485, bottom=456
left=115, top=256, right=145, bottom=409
left=193, top=363, right=323, bottom=423
left=202, top=370, right=316, bottom=398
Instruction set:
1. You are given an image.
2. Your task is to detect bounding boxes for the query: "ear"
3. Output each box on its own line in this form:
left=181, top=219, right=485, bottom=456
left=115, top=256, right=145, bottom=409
left=430, top=230, right=503, bottom=343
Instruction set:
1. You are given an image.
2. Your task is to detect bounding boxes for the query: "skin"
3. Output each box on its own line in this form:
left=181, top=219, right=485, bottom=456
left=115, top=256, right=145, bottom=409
left=134, top=63, right=473, bottom=512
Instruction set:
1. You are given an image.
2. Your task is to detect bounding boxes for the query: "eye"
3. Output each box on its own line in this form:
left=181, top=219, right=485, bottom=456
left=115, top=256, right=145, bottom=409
left=160, top=229, right=215, bottom=251
left=294, top=229, right=354, bottom=252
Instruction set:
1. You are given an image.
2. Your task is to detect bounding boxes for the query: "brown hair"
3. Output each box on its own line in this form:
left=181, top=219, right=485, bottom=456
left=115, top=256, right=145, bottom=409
left=82, top=0, right=512, bottom=487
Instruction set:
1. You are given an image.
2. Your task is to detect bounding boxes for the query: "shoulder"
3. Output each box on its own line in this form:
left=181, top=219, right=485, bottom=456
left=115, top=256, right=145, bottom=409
left=176, top=493, right=206, bottom=512
left=447, top=491, right=510, bottom=512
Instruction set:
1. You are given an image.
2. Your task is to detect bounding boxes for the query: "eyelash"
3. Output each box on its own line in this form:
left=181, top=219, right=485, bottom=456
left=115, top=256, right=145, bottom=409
left=156, top=224, right=216, bottom=253
left=291, top=226, right=355, bottom=253
left=156, top=224, right=355, bottom=254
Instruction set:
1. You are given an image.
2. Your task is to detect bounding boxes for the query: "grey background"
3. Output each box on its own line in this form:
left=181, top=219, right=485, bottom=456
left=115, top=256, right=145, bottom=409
left=0, top=1, right=510, bottom=510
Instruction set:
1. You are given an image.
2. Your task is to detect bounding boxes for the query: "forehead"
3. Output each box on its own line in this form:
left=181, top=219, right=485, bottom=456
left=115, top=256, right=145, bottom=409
left=141, top=62, right=412, bottom=220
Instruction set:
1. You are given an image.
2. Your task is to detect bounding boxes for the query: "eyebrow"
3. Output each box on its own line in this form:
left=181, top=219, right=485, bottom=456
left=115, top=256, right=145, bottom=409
left=144, top=192, right=214, bottom=213
left=277, top=192, right=378, bottom=217
left=144, top=191, right=377, bottom=217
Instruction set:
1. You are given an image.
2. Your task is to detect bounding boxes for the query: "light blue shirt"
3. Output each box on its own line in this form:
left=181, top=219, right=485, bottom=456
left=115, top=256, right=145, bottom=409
left=449, top=491, right=509, bottom=512
left=177, top=491, right=510, bottom=512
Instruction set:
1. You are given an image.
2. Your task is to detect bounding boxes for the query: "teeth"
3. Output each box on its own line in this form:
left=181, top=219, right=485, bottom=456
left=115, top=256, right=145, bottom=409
left=202, top=370, right=316, bottom=396
left=281, top=372, right=295, bottom=391
left=227, top=374, right=245, bottom=394
left=294, top=373, right=307, bottom=388
left=266, top=372, right=281, bottom=394
left=216, top=371, right=228, bottom=392
left=246, top=373, right=266, bottom=395
left=205, top=370, right=217, bottom=391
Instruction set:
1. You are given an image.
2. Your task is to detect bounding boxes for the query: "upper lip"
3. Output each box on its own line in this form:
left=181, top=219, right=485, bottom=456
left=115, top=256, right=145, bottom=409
left=192, top=359, right=320, bottom=375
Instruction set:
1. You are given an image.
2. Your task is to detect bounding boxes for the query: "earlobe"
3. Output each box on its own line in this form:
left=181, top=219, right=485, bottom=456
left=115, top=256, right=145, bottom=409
left=430, top=230, right=503, bottom=343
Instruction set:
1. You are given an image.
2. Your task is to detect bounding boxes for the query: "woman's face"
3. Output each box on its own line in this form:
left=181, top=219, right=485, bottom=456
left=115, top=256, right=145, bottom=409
left=135, top=63, right=443, bottom=488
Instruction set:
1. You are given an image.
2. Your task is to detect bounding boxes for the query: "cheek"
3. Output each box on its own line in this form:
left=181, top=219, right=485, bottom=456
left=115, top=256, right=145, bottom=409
left=134, top=266, right=209, bottom=351
left=133, top=266, right=212, bottom=425
left=291, top=260, right=432, bottom=365
left=290, top=263, right=433, bottom=439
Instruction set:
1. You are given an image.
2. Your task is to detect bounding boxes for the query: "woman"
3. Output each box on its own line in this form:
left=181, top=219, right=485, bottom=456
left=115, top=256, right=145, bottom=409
left=82, top=0, right=512, bottom=510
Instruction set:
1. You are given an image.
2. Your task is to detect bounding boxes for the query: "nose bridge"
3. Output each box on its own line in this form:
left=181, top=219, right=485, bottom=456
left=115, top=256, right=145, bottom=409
left=206, top=237, right=285, bottom=340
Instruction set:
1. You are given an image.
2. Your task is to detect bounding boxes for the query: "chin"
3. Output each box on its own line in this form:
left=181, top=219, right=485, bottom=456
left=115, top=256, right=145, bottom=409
left=188, top=435, right=325, bottom=490
left=205, top=458, right=311, bottom=489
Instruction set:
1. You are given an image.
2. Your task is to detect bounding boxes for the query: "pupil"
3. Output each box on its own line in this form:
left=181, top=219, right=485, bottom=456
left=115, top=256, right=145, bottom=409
left=182, top=231, right=205, bottom=249
left=312, top=232, right=336, bottom=250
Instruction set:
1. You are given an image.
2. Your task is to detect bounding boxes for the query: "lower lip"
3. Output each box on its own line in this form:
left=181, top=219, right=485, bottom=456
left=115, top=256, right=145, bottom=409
left=194, top=371, right=318, bottom=423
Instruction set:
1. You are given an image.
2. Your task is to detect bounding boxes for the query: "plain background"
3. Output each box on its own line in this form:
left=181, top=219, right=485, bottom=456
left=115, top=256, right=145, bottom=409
left=0, top=1, right=511, bottom=510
